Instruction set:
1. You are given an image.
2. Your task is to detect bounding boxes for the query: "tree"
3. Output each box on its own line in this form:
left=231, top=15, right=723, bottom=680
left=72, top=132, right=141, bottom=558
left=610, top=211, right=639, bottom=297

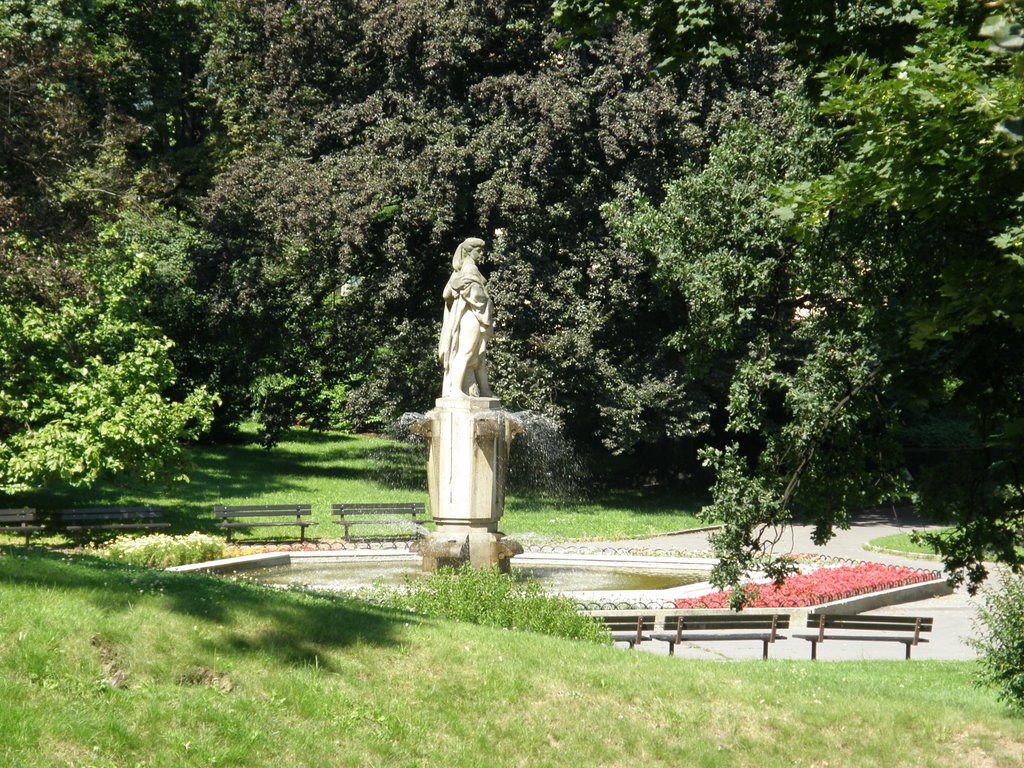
left=0, top=230, right=216, bottom=494
left=609, top=0, right=1024, bottom=596
left=196, top=0, right=718, bottom=455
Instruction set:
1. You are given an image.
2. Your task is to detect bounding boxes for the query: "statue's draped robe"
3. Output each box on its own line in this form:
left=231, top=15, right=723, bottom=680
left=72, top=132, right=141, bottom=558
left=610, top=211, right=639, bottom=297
left=439, top=261, right=493, bottom=395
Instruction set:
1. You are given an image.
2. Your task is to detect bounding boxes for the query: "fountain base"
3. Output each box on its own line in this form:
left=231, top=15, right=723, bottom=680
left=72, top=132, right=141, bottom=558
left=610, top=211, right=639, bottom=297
left=413, top=530, right=523, bottom=573
left=411, top=396, right=524, bottom=571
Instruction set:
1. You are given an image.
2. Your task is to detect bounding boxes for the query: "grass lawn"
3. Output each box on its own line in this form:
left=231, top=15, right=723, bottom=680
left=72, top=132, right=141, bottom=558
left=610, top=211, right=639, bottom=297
left=866, top=531, right=1024, bottom=563
left=1, top=547, right=1022, bottom=768
left=865, top=532, right=944, bottom=558
left=0, top=426, right=706, bottom=546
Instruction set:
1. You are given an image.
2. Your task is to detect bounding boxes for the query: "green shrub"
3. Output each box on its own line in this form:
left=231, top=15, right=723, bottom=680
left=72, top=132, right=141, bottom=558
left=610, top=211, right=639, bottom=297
left=94, top=533, right=225, bottom=568
left=971, top=571, right=1024, bottom=709
left=370, top=566, right=608, bottom=643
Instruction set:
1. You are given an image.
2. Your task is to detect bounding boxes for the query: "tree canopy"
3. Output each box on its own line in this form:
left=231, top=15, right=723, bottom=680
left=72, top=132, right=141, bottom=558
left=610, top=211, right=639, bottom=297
left=1, top=0, right=1021, bottom=593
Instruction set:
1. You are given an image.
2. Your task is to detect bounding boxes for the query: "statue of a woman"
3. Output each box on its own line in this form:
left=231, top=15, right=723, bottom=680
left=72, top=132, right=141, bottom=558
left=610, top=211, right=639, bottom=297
left=438, top=237, right=494, bottom=398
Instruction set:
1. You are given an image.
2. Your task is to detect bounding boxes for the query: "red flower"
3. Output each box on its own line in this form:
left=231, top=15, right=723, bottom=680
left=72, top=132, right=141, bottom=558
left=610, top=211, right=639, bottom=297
left=673, top=563, right=937, bottom=610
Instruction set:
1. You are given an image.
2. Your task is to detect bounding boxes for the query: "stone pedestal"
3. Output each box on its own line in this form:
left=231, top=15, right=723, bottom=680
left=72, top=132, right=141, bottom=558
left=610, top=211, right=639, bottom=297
left=411, top=397, right=522, bottom=571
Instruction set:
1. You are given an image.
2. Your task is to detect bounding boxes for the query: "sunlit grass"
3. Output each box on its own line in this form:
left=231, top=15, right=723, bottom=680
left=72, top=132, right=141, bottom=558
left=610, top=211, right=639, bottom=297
left=1, top=547, right=1022, bottom=768
left=0, top=426, right=708, bottom=546
left=865, top=532, right=944, bottom=558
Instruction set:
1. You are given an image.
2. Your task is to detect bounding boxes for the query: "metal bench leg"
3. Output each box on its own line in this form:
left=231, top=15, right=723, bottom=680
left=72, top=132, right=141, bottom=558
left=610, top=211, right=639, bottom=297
left=762, top=640, right=769, bottom=660
left=905, top=642, right=912, bottom=660
left=810, top=641, right=818, bottom=661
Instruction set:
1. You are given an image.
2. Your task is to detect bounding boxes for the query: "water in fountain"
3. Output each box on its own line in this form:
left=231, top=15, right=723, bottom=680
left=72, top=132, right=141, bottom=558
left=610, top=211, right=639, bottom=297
left=505, top=410, right=587, bottom=500
left=366, top=412, right=429, bottom=490
left=381, top=409, right=587, bottom=498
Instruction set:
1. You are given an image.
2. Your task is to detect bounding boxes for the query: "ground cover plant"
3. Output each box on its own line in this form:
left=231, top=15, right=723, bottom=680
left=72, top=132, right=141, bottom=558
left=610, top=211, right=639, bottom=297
left=366, top=565, right=608, bottom=642
left=1, top=547, right=1023, bottom=768
left=866, top=532, right=1024, bottom=563
left=673, top=563, right=940, bottom=610
left=865, top=532, right=945, bottom=558
left=93, top=533, right=225, bottom=568
left=0, top=427, right=706, bottom=546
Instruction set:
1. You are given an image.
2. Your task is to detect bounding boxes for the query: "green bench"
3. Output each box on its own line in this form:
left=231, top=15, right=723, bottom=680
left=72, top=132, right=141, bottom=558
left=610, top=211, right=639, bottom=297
left=794, top=613, right=933, bottom=660
left=584, top=612, right=658, bottom=648
left=213, top=504, right=314, bottom=543
left=651, top=613, right=790, bottom=659
left=61, top=506, right=169, bottom=542
left=331, top=503, right=429, bottom=542
left=0, top=508, right=43, bottom=546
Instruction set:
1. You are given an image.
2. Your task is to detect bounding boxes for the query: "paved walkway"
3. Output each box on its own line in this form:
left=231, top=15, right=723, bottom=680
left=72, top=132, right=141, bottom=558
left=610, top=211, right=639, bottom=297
left=602, top=509, right=994, bottom=661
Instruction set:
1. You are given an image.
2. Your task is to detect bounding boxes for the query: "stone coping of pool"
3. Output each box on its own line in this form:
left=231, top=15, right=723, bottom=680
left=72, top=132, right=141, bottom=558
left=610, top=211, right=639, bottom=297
left=167, top=549, right=951, bottom=611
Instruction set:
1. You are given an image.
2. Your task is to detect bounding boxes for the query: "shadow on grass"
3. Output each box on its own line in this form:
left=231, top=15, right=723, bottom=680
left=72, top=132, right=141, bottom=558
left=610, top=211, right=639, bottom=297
left=2, top=429, right=426, bottom=537
left=509, top=486, right=710, bottom=517
left=0, top=547, right=417, bottom=670
left=363, top=442, right=426, bottom=492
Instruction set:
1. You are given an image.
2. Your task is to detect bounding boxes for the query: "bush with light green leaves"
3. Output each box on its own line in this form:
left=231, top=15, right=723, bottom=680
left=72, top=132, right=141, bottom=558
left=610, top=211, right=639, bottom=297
left=94, top=533, right=225, bottom=569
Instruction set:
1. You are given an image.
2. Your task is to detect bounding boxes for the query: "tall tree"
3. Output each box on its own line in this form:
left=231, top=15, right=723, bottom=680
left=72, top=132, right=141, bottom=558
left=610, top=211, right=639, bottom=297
left=197, top=0, right=723, bottom=456
left=604, top=0, right=1024, bottom=595
left=0, top=0, right=220, bottom=493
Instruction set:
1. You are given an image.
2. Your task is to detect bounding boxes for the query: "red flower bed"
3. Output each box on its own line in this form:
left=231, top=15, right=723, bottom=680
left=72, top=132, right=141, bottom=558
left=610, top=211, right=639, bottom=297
left=673, top=563, right=938, bottom=610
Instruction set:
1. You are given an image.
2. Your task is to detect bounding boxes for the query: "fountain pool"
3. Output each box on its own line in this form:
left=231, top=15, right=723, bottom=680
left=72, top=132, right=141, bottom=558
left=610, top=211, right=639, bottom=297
left=172, top=549, right=719, bottom=605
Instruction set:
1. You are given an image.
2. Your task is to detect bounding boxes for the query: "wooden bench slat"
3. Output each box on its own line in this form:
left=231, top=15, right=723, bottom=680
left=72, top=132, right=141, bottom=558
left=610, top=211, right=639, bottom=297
left=213, top=504, right=315, bottom=542
left=333, top=503, right=423, bottom=511
left=0, top=508, right=41, bottom=546
left=63, top=528, right=171, bottom=532
left=795, top=613, right=933, bottom=660
left=331, top=503, right=429, bottom=542
left=214, top=510, right=312, bottom=519
left=0, top=508, right=38, bottom=522
left=214, top=505, right=311, bottom=513
left=63, top=506, right=159, bottom=515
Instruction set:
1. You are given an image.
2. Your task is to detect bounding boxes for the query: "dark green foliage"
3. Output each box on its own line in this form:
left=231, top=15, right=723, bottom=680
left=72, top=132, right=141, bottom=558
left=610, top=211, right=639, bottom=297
left=972, top=572, right=1024, bottom=709
left=369, top=565, right=609, bottom=643
left=197, top=0, right=712, bottom=451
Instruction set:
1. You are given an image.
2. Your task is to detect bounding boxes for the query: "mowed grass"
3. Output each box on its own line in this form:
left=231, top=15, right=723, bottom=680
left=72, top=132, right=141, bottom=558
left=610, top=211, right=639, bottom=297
left=865, top=532, right=944, bottom=558
left=1, top=426, right=706, bottom=545
left=1, top=547, right=1022, bottom=768
left=866, top=531, right=1024, bottom=562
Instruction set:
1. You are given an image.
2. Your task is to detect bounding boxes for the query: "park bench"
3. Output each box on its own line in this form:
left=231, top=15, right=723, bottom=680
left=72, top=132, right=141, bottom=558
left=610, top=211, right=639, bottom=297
left=584, top=612, right=658, bottom=648
left=213, top=504, right=314, bottom=543
left=331, top=503, right=429, bottom=542
left=61, top=506, right=169, bottom=542
left=0, top=508, right=43, bottom=546
left=794, top=613, right=933, bottom=660
left=651, top=612, right=790, bottom=659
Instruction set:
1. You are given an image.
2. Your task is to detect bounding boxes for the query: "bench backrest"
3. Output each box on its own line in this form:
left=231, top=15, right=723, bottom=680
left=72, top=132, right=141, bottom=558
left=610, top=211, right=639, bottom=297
left=594, top=614, right=657, bottom=644
left=806, top=613, right=932, bottom=645
left=667, top=613, right=791, bottom=632
left=332, top=503, right=426, bottom=518
left=62, top=507, right=161, bottom=523
left=0, top=508, right=36, bottom=523
left=214, top=504, right=311, bottom=519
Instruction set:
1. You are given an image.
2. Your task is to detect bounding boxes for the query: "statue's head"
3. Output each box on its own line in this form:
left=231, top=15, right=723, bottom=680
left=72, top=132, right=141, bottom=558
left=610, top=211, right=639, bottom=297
left=452, top=237, right=485, bottom=270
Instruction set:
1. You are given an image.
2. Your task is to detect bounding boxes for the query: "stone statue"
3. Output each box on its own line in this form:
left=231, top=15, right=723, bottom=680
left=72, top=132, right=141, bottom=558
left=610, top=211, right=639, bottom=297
left=438, top=237, right=494, bottom=398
